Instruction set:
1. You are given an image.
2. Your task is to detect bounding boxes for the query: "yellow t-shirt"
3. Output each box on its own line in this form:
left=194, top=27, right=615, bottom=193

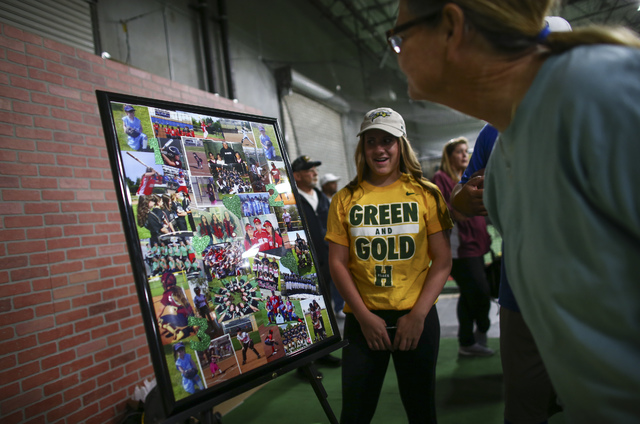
left=325, top=174, right=452, bottom=312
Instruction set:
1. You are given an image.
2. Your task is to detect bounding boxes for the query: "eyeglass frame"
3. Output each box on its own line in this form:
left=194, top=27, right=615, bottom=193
left=386, top=10, right=443, bottom=54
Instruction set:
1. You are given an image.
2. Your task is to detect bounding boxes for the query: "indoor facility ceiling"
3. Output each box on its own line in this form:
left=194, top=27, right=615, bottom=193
left=307, top=0, right=640, bottom=76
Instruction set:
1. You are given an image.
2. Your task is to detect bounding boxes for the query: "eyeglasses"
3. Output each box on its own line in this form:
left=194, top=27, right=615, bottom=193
left=386, top=11, right=442, bottom=54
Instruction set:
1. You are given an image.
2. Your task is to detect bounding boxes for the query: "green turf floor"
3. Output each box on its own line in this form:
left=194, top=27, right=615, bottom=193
left=222, top=338, right=567, bottom=423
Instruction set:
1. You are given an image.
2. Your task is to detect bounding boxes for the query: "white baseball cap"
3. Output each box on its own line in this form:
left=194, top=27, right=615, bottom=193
left=320, top=173, right=340, bottom=187
left=545, top=16, right=572, bottom=32
left=357, top=107, right=406, bottom=138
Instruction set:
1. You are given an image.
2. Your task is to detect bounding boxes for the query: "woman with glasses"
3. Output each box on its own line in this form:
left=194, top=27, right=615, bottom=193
left=391, top=1, right=640, bottom=422
left=326, top=108, right=453, bottom=423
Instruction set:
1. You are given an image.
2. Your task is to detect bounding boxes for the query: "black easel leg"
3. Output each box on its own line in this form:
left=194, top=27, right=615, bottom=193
left=301, top=363, right=339, bottom=424
left=198, top=409, right=223, bottom=424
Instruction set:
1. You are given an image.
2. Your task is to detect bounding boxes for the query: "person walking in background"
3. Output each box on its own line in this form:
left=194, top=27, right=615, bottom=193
left=432, top=137, right=493, bottom=357
left=326, top=107, right=452, bottom=423
left=319, top=173, right=340, bottom=202
left=391, top=1, right=640, bottom=421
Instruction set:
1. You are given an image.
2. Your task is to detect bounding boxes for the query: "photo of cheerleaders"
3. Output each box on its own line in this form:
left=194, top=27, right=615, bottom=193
left=137, top=195, right=173, bottom=246
left=326, top=108, right=453, bottom=423
left=217, top=211, right=234, bottom=241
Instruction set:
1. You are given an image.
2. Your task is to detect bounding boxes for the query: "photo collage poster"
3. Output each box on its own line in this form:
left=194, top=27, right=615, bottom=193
left=109, top=101, right=336, bottom=402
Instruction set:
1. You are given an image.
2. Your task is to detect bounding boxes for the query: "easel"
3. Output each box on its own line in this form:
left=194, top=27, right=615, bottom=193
left=146, top=342, right=346, bottom=424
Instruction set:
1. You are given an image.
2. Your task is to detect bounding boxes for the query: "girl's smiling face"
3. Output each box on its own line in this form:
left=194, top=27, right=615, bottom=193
left=363, top=129, right=401, bottom=185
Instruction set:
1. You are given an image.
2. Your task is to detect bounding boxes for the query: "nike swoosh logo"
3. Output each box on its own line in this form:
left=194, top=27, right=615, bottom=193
left=406, top=192, right=415, bottom=196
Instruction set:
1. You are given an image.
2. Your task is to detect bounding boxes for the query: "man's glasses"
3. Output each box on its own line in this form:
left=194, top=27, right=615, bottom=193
left=386, top=11, right=442, bottom=54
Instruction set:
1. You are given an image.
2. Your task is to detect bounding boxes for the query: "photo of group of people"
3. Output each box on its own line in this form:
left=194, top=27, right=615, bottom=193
left=109, top=100, right=335, bottom=402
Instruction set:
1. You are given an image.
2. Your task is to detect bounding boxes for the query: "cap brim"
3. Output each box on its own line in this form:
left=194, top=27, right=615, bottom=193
left=357, top=124, right=404, bottom=138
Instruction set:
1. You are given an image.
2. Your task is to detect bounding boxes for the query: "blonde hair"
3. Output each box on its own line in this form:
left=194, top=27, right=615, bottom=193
left=440, top=137, right=468, bottom=182
left=406, top=0, right=640, bottom=54
left=346, top=132, right=451, bottom=228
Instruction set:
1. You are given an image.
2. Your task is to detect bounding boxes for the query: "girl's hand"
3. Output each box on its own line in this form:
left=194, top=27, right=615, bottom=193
left=394, top=312, right=426, bottom=351
left=358, top=311, right=393, bottom=351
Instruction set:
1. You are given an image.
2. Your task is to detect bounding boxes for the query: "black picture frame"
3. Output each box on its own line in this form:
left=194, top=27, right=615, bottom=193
left=96, top=90, right=343, bottom=418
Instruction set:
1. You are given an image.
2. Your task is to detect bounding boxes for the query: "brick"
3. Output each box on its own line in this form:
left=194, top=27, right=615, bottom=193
left=43, top=39, right=75, bottom=56
left=40, top=349, right=76, bottom=371
left=0, top=110, right=33, bottom=126
left=5, top=215, right=43, bottom=227
left=0, top=389, right=42, bottom=414
left=46, top=398, right=81, bottom=423
left=63, top=224, right=94, bottom=236
left=10, top=266, right=49, bottom=282
left=0, top=34, right=25, bottom=52
left=78, top=71, right=105, bottom=86
left=0, top=122, right=15, bottom=135
left=66, top=246, right=97, bottom=260
left=23, top=202, right=60, bottom=214
left=0, top=334, right=37, bottom=356
left=24, top=396, right=62, bottom=420
left=20, top=178, right=57, bottom=190
left=91, top=322, right=120, bottom=339
left=4, top=25, right=43, bottom=45
left=33, top=116, right=68, bottom=131
left=10, top=76, right=47, bottom=93
left=49, top=260, right=82, bottom=276
left=0, top=202, right=21, bottom=214
left=96, top=367, right=124, bottom=387
left=88, top=301, right=116, bottom=316
left=60, top=55, right=90, bottom=72
left=64, top=77, right=93, bottom=93
left=76, top=191, right=104, bottom=201
left=59, top=178, right=90, bottom=189
left=29, top=250, right=65, bottom=266
left=41, top=189, right=74, bottom=201
left=22, top=368, right=61, bottom=391
left=0, top=162, right=38, bottom=176
left=34, top=303, right=54, bottom=317
left=28, top=68, right=64, bottom=85
left=0, top=382, right=21, bottom=404
left=30, top=92, right=66, bottom=108
left=77, top=49, right=103, bottom=65
left=15, top=316, right=54, bottom=336
left=15, top=126, right=52, bottom=140
left=0, top=59, right=28, bottom=76
left=58, top=332, right=91, bottom=350
left=0, top=175, right=21, bottom=187
left=18, top=151, right=56, bottom=164
left=82, top=114, right=102, bottom=126
left=68, top=122, right=98, bottom=135
left=48, top=85, right=81, bottom=100
left=71, top=293, right=101, bottom=308
left=7, top=239, right=46, bottom=255
left=79, top=361, right=109, bottom=381
left=42, top=373, right=79, bottom=397
left=62, top=379, right=95, bottom=401
left=45, top=237, right=79, bottom=251
left=35, top=141, right=69, bottom=155
left=52, top=131, right=84, bottom=144
left=73, top=168, right=101, bottom=179
left=92, top=64, right=118, bottom=79
left=51, top=107, right=82, bottom=122
left=12, top=101, right=49, bottom=116
left=37, top=323, right=73, bottom=344
left=74, top=316, right=104, bottom=334
left=105, top=78, right=130, bottom=93
left=105, top=308, right=131, bottom=323
left=51, top=285, right=85, bottom=300
left=105, top=59, right=129, bottom=73
left=43, top=213, right=77, bottom=225
left=0, top=281, right=31, bottom=297
left=45, top=61, right=77, bottom=78
left=13, top=291, right=52, bottom=309
left=66, top=402, right=99, bottom=423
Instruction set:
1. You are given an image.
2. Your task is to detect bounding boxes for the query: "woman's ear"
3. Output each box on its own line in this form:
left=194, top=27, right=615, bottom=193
left=441, top=3, right=468, bottom=62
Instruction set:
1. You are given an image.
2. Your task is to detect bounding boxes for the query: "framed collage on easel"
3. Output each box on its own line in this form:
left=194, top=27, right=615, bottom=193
left=96, top=91, right=343, bottom=419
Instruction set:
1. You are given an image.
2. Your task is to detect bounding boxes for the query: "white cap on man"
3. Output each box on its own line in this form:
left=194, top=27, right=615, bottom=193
left=320, top=173, right=340, bottom=188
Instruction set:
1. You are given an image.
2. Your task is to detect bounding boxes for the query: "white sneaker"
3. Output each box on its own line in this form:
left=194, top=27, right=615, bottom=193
left=459, top=343, right=495, bottom=357
left=474, top=331, right=488, bottom=347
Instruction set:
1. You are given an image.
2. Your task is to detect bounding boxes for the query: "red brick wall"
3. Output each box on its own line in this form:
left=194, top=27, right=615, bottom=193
left=0, top=22, right=261, bottom=423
